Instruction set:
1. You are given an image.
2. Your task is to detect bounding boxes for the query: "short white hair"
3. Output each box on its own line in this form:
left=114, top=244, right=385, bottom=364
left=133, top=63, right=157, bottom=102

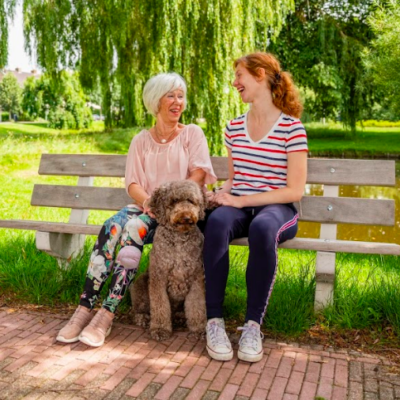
left=142, top=73, right=187, bottom=117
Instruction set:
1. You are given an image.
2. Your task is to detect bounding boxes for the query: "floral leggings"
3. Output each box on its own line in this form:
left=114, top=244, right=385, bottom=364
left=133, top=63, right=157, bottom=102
left=79, top=205, right=158, bottom=313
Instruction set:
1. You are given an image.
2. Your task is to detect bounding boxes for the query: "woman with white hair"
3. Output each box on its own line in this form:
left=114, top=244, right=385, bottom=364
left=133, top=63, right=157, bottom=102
left=57, top=73, right=217, bottom=347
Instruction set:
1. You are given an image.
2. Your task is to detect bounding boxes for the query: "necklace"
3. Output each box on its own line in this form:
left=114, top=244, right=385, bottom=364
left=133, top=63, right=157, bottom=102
left=154, top=124, right=177, bottom=144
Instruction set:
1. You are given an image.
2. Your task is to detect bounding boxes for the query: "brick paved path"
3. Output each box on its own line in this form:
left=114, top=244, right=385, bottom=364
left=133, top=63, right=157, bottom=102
left=0, top=310, right=399, bottom=400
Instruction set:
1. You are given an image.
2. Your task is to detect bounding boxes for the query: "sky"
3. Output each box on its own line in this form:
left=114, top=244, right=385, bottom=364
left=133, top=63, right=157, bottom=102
left=6, top=3, right=39, bottom=72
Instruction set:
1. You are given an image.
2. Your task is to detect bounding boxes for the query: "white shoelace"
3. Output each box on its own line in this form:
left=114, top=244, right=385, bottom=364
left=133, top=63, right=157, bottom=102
left=238, top=324, right=264, bottom=350
left=207, top=321, right=230, bottom=348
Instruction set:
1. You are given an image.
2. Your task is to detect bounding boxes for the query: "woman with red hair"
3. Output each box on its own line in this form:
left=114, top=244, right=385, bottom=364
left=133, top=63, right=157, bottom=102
left=204, top=52, right=308, bottom=363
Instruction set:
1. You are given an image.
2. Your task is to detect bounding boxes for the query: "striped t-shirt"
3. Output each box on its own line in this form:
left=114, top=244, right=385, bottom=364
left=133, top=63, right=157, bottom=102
left=225, top=112, right=308, bottom=196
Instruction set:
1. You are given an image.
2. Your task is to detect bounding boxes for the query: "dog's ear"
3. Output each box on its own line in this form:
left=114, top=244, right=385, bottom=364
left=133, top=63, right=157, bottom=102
left=198, top=186, right=207, bottom=221
left=148, top=184, right=169, bottom=225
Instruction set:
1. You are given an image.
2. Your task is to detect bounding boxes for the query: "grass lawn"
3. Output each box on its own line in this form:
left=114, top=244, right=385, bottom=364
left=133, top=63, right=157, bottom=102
left=2, top=121, right=400, bottom=158
left=0, top=121, right=399, bottom=353
left=306, top=123, right=400, bottom=158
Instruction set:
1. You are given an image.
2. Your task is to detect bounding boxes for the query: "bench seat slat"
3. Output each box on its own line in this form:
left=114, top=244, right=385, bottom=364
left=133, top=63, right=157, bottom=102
left=1, top=219, right=399, bottom=255
left=235, top=237, right=400, bottom=255
left=236, top=238, right=400, bottom=256
left=39, top=154, right=396, bottom=186
left=0, top=220, right=102, bottom=235
left=31, top=184, right=395, bottom=226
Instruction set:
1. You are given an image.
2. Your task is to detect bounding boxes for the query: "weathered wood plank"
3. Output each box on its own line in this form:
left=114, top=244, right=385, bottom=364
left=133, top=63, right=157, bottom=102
left=211, top=157, right=229, bottom=181
left=0, top=220, right=102, bottom=235
left=231, top=237, right=400, bottom=255
left=31, top=185, right=132, bottom=211
left=1, top=218, right=399, bottom=255
left=295, top=196, right=394, bottom=225
left=39, top=154, right=396, bottom=186
left=306, top=159, right=396, bottom=186
left=31, top=184, right=395, bottom=225
left=39, top=154, right=128, bottom=177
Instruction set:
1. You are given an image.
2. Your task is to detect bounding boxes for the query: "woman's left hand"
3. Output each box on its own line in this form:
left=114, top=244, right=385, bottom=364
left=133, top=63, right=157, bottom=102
left=214, top=193, right=243, bottom=208
left=143, top=198, right=156, bottom=219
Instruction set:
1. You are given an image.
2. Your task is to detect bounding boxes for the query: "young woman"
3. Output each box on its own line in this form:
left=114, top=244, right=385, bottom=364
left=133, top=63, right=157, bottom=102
left=204, top=52, right=308, bottom=363
left=56, top=73, right=216, bottom=347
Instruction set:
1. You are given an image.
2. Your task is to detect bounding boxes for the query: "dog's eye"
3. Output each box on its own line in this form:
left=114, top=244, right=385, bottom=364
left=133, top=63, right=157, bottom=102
left=168, top=199, right=179, bottom=207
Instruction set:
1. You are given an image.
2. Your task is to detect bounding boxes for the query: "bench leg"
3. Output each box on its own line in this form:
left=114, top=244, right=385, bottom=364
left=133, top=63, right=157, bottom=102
left=36, top=177, right=93, bottom=266
left=36, top=231, right=86, bottom=266
left=314, top=251, right=336, bottom=311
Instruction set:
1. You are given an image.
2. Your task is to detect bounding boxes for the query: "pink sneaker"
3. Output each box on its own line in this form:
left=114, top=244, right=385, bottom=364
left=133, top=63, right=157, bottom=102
left=56, top=306, right=93, bottom=343
left=79, top=308, right=114, bottom=347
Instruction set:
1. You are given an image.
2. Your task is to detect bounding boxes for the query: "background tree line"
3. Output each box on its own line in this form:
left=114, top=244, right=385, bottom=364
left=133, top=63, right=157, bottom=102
left=270, top=0, right=400, bottom=129
left=0, top=0, right=399, bottom=152
left=0, top=70, right=92, bottom=128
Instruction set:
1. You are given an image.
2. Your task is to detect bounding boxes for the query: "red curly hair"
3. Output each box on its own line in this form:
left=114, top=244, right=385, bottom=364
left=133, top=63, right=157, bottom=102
left=234, top=52, right=303, bottom=118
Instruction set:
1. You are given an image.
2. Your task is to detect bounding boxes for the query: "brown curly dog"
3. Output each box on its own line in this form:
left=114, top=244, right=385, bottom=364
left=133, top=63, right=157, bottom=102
left=130, top=180, right=207, bottom=341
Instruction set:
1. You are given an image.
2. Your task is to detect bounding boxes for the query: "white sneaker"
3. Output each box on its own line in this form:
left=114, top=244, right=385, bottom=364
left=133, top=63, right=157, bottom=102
left=237, top=320, right=264, bottom=363
left=206, top=318, right=233, bottom=361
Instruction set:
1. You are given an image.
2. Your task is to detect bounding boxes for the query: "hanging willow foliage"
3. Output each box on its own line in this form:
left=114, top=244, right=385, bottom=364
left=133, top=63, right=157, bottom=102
left=0, top=0, right=16, bottom=68
left=18, top=0, right=294, bottom=154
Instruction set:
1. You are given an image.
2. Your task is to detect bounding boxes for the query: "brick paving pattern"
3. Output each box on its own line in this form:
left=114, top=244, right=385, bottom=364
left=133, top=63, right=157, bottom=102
left=0, top=309, right=399, bottom=400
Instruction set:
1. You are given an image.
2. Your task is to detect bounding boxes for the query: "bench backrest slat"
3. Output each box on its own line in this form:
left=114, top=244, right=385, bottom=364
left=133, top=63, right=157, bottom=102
left=39, top=154, right=396, bottom=186
left=296, top=196, right=394, bottom=225
left=307, top=159, right=395, bottom=186
left=32, top=185, right=132, bottom=211
left=39, top=154, right=128, bottom=177
left=31, top=184, right=395, bottom=225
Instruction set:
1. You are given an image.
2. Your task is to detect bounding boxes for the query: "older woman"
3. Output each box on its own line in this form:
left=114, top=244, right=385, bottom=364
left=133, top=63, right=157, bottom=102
left=57, top=73, right=217, bottom=347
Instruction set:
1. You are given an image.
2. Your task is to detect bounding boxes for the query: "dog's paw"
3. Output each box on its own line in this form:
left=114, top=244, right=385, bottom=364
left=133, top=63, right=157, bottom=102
left=134, top=313, right=150, bottom=328
left=187, top=330, right=205, bottom=342
left=150, top=328, right=172, bottom=341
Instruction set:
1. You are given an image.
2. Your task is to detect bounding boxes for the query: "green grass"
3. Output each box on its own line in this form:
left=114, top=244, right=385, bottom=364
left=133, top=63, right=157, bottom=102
left=0, top=121, right=399, bottom=339
left=224, top=247, right=316, bottom=335
left=0, top=234, right=151, bottom=313
left=305, top=122, right=400, bottom=157
left=322, top=253, right=400, bottom=334
left=1, top=234, right=399, bottom=337
left=0, top=121, right=104, bottom=135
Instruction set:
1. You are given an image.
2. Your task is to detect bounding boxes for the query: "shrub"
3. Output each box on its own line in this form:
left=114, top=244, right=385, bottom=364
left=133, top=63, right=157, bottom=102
left=359, top=120, right=400, bottom=128
left=22, top=71, right=92, bottom=130
left=18, top=112, right=35, bottom=122
left=48, top=107, right=77, bottom=129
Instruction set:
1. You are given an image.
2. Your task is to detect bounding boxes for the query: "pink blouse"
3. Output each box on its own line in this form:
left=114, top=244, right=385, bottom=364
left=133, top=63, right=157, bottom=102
left=125, top=124, right=217, bottom=197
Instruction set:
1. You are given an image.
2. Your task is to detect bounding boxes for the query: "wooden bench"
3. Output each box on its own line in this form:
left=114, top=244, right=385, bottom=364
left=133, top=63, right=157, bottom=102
left=0, top=154, right=399, bottom=310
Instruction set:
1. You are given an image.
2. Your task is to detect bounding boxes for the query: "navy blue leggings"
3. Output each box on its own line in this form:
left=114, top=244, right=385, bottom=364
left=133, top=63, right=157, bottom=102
left=203, top=203, right=298, bottom=324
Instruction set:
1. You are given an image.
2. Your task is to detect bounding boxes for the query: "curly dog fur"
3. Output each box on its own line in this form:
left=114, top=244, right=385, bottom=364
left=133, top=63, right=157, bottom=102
left=130, top=180, right=207, bottom=341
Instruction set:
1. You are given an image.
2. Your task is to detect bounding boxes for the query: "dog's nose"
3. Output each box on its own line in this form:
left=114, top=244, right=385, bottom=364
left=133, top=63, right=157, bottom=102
left=180, top=217, right=194, bottom=224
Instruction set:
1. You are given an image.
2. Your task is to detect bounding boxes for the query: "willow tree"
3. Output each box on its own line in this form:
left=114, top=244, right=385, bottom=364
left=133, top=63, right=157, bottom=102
left=268, top=0, right=376, bottom=132
left=0, top=0, right=16, bottom=68
left=17, top=0, right=294, bottom=154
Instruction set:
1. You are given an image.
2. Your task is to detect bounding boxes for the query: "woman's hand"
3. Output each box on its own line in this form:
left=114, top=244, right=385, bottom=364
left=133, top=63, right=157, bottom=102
left=143, top=198, right=156, bottom=219
left=205, top=191, right=219, bottom=209
left=214, top=193, right=243, bottom=208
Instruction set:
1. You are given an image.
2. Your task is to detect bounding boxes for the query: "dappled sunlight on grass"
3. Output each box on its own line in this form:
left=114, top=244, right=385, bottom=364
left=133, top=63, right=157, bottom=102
left=0, top=121, right=105, bottom=136
left=305, top=123, right=400, bottom=156
left=1, top=235, right=398, bottom=337
left=0, top=122, right=400, bottom=338
left=224, top=248, right=316, bottom=335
